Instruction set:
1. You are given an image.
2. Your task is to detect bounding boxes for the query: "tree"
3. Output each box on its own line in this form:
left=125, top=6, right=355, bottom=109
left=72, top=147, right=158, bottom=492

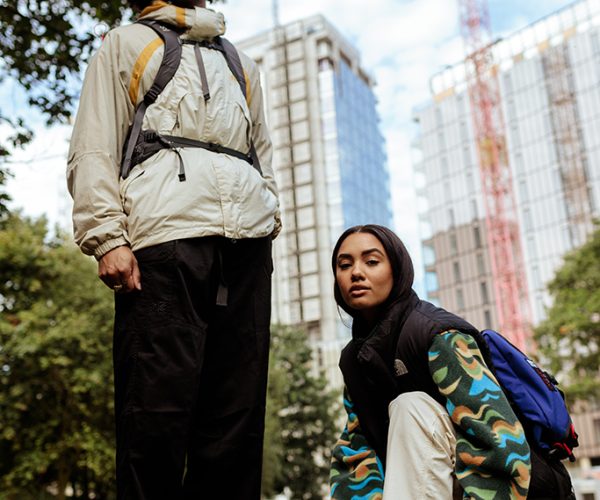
left=0, top=212, right=116, bottom=499
left=0, top=1, right=133, bottom=213
left=262, top=325, right=340, bottom=499
left=534, top=223, right=600, bottom=401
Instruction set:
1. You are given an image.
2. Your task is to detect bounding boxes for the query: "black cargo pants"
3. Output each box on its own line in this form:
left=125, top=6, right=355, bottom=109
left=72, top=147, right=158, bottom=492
left=113, top=236, right=272, bottom=499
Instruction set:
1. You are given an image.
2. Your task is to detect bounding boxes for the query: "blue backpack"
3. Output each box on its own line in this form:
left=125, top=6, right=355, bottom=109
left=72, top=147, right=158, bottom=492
left=480, top=329, right=579, bottom=461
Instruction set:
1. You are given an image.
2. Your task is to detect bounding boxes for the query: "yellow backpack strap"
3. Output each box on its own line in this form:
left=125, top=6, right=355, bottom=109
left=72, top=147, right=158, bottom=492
left=121, top=20, right=182, bottom=179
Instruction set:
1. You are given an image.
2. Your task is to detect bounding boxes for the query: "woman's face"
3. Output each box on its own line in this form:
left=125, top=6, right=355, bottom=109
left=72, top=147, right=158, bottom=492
left=335, top=232, right=393, bottom=318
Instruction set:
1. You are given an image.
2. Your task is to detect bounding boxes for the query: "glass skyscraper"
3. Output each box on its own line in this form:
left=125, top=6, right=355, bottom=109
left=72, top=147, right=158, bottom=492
left=238, top=15, right=392, bottom=385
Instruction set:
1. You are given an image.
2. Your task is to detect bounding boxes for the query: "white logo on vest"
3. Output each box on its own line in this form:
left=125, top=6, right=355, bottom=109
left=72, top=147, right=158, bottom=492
left=394, top=359, right=408, bottom=377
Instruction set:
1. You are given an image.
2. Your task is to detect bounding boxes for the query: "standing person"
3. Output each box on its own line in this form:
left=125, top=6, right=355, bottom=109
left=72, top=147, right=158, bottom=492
left=67, top=0, right=280, bottom=498
left=329, top=225, right=575, bottom=499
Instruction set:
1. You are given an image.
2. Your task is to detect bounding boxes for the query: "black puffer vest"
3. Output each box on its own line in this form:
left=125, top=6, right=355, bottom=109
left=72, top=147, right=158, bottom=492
left=339, top=299, right=482, bottom=465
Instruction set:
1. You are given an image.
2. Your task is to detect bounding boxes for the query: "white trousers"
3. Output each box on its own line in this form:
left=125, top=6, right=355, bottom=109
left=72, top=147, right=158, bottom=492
left=382, top=391, right=461, bottom=500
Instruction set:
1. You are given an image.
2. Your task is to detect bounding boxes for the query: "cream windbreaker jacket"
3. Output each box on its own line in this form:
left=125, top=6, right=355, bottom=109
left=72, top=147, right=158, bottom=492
left=67, top=3, right=280, bottom=259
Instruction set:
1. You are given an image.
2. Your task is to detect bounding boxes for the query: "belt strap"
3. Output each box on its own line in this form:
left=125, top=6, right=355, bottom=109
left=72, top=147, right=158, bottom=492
left=159, top=134, right=254, bottom=165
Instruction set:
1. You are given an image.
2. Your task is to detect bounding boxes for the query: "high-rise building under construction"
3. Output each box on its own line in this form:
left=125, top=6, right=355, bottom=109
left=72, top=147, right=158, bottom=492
left=414, top=0, right=600, bottom=331
left=237, top=15, right=392, bottom=384
left=414, top=1, right=600, bottom=485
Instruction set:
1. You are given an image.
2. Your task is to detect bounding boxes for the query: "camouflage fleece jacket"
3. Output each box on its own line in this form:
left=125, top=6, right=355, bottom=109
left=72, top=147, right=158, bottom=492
left=330, top=330, right=531, bottom=500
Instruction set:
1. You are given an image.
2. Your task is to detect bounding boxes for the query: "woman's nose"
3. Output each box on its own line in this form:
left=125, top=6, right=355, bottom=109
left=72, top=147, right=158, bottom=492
left=351, top=264, right=364, bottom=280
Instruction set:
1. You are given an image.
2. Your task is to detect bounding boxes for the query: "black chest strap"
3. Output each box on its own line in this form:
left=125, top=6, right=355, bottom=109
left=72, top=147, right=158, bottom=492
left=121, top=22, right=263, bottom=180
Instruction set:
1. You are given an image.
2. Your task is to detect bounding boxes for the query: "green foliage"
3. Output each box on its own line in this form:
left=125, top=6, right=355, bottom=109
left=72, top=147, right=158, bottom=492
left=0, top=1, right=130, bottom=123
left=0, top=0, right=132, bottom=215
left=263, top=325, right=340, bottom=499
left=534, top=223, right=600, bottom=401
left=0, top=214, right=338, bottom=498
left=0, top=212, right=115, bottom=499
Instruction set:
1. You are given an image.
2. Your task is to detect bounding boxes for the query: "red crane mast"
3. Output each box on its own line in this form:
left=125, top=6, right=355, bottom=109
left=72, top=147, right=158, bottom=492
left=459, top=0, right=531, bottom=349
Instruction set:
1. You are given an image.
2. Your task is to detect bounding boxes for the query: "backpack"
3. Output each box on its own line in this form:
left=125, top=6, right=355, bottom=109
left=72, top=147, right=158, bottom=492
left=480, top=329, right=579, bottom=462
left=120, top=19, right=262, bottom=180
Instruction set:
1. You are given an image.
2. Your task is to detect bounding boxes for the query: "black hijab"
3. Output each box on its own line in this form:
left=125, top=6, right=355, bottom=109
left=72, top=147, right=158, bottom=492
left=331, top=224, right=420, bottom=339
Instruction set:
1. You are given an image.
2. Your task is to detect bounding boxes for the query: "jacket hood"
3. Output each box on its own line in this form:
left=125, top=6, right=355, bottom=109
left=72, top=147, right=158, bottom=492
left=139, top=1, right=225, bottom=41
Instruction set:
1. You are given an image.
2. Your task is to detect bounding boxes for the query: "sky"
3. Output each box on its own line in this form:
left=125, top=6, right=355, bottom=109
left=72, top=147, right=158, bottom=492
left=2, top=0, right=578, bottom=289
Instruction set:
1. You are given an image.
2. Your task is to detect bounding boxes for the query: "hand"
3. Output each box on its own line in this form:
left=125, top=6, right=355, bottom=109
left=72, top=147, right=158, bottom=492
left=98, top=246, right=142, bottom=293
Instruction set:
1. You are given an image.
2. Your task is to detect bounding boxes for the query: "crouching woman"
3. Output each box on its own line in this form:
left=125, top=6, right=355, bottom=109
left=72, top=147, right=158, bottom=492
left=329, top=224, right=532, bottom=499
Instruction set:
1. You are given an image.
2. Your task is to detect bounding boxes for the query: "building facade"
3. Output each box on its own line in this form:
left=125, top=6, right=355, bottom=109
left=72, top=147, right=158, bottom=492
left=413, top=0, right=600, bottom=489
left=237, top=15, right=392, bottom=384
left=414, top=0, right=600, bottom=328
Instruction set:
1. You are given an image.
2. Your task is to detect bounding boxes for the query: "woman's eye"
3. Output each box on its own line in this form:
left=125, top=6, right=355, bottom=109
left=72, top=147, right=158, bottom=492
left=338, top=262, right=351, bottom=270
left=367, top=260, right=379, bottom=266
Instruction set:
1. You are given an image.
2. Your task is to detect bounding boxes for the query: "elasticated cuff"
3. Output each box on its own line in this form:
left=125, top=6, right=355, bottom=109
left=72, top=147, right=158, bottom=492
left=94, top=236, right=130, bottom=261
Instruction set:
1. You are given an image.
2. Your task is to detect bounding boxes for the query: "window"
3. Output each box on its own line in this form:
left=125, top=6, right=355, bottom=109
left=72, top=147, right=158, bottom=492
left=294, top=163, right=312, bottom=184
left=456, top=288, right=465, bottom=310
left=290, top=101, right=308, bottom=122
left=292, top=120, right=310, bottom=143
left=473, top=226, right=482, bottom=248
left=423, top=244, right=436, bottom=266
left=301, top=274, right=319, bottom=297
left=289, top=80, right=306, bottom=101
left=480, top=281, right=490, bottom=304
left=453, top=261, right=462, bottom=282
left=463, top=146, right=472, bottom=168
left=302, top=297, right=320, bottom=321
left=289, top=301, right=301, bottom=323
left=593, top=418, right=600, bottom=443
left=441, top=157, right=449, bottom=178
left=523, top=208, right=533, bottom=232
left=450, top=233, right=458, bottom=256
left=527, top=236, right=537, bottom=260
left=287, top=60, right=305, bottom=81
left=299, top=251, right=318, bottom=274
left=519, top=180, right=528, bottom=202
left=296, top=206, right=314, bottom=229
left=484, top=309, right=492, bottom=327
left=293, top=142, right=311, bottom=163
left=471, top=199, right=478, bottom=220
left=295, top=185, right=314, bottom=206
left=460, top=121, right=468, bottom=141
left=477, top=253, right=485, bottom=275
left=448, top=207, right=455, bottom=227
left=437, top=130, right=446, bottom=151
left=532, top=266, right=541, bottom=289
left=286, top=40, right=304, bottom=61
left=288, top=278, right=300, bottom=299
left=425, top=272, right=439, bottom=293
left=298, top=228, right=316, bottom=251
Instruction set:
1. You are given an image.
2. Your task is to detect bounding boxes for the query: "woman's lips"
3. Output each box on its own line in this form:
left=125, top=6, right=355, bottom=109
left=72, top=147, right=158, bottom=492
left=349, top=286, right=369, bottom=296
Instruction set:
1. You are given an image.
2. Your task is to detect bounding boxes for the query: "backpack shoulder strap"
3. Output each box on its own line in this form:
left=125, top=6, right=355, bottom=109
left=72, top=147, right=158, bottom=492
left=217, top=37, right=262, bottom=175
left=121, top=20, right=182, bottom=179
left=218, top=37, right=248, bottom=100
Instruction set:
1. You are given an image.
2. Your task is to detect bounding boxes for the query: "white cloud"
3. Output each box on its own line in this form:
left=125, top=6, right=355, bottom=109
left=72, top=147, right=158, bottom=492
left=5, top=125, right=72, bottom=230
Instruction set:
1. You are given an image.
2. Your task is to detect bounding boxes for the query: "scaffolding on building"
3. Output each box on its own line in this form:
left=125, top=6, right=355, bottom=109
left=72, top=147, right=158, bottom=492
left=541, top=41, right=594, bottom=248
left=459, top=0, right=531, bottom=349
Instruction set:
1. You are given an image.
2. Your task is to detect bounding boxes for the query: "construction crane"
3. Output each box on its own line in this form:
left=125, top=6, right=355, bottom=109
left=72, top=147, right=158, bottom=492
left=458, top=0, right=531, bottom=349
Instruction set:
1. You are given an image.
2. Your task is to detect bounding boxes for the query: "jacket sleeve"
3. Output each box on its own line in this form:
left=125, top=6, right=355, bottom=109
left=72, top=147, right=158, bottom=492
left=66, top=30, right=134, bottom=259
left=330, top=387, right=384, bottom=500
left=428, top=330, right=531, bottom=500
left=243, top=56, right=282, bottom=238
